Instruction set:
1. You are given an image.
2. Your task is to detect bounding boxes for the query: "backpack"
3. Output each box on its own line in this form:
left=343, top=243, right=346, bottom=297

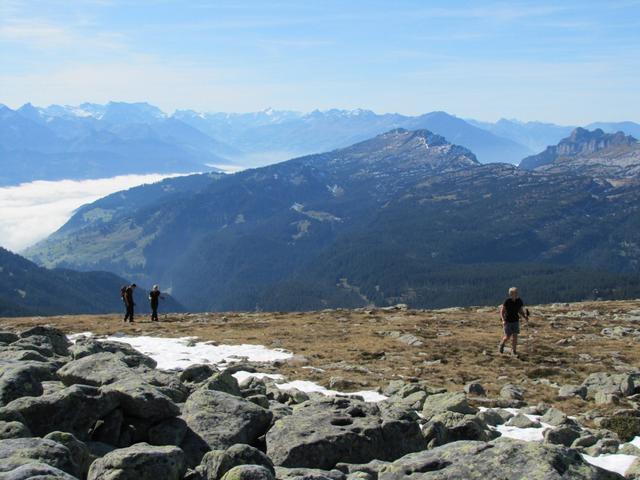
left=120, top=285, right=128, bottom=299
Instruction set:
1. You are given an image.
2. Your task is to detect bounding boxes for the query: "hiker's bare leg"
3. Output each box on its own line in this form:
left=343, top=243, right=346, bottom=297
left=511, top=333, right=518, bottom=354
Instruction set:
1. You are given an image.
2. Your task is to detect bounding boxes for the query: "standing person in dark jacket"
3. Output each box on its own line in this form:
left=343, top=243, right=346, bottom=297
left=499, top=286, right=528, bottom=356
left=149, top=284, right=164, bottom=322
left=123, top=284, right=136, bottom=323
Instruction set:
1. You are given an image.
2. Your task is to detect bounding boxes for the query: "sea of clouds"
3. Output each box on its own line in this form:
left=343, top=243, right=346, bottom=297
left=0, top=173, right=185, bottom=253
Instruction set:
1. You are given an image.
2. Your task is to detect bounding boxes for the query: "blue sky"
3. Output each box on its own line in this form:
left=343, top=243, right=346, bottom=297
left=1, top=0, right=639, bottom=124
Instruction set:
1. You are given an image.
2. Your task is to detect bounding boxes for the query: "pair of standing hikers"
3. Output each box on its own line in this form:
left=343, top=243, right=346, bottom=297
left=122, top=283, right=164, bottom=323
left=499, top=286, right=529, bottom=356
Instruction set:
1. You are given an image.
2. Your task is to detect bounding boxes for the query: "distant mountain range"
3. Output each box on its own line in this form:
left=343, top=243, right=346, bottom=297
left=25, top=128, right=640, bottom=311
left=0, top=247, right=186, bottom=316
left=4, top=101, right=639, bottom=186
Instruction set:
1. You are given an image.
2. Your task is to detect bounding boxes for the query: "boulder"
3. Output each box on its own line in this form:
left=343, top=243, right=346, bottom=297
left=197, top=444, right=275, bottom=479
left=148, top=417, right=189, bottom=446
left=102, top=379, right=180, bottom=421
left=543, top=426, right=582, bottom=447
left=44, top=431, right=93, bottom=478
left=266, top=397, right=425, bottom=470
left=0, top=384, right=122, bottom=440
left=19, top=326, right=70, bottom=356
left=421, top=392, right=477, bottom=420
left=9, top=335, right=56, bottom=357
left=505, top=413, right=541, bottom=429
left=540, top=407, right=573, bottom=427
left=558, top=384, right=587, bottom=399
left=500, top=384, right=525, bottom=401
left=87, top=443, right=187, bottom=480
left=69, top=338, right=157, bottom=368
left=377, top=439, right=624, bottom=479
left=0, top=463, right=78, bottom=479
left=275, top=466, right=346, bottom=480
left=424, top=412, right=498, bottom=446
left=0, top=363, right=45, bottom=406
left=58, top=352, right=133, bottom=387
left=0, top=420, right=31, bottom=439
left=202, top=371, right=243, bottom=397
left=180, top=364, right=216, bottom=384
left=221, top=465, right=275, bottom=480
left=183, top=390, right=273, bottom=451
left=0, top=332, right=19, bottom=344
left=464, top=382, right=486, bottom=397
left=476, top=409, right=508, bottom=427
left=581, top=372, right=634, bottom=399
left=0, top=437, right=78, bottom=478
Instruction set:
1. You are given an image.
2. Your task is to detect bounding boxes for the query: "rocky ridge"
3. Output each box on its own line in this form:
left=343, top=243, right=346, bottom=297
left=0, top=316, right=639, bottom=479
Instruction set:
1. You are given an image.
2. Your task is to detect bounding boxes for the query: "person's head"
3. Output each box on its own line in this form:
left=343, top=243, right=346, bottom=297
left=153, top=284, right=159, bottom=291
left=508, top=287, right=518, bottom=298
left=131, top=283, right=137, bottom=290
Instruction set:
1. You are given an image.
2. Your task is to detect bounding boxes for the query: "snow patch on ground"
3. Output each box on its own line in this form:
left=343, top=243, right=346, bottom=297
left=582, top=453, right=637, bottom=476
left=69, top=333, right=292, bottom=370
left=275, top=379, right=387, bottom=403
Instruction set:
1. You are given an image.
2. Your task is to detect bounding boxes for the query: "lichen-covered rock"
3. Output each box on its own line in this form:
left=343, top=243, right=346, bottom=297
left=0, top=462, right=78, bottom=479
left=201, top=371, right=242, bottom=397
left=19, top=326, right=70, bottom=356
left=275, top=466, right=346, bottom=480
left=499, top=384, right=525, bottom=401
left=377, top=439, right=623, bottom=479
left=543, top=426, right=582, bottom=447
left=0, top=420, right=31, bottom=439
left=540, top=407, right=574, bottom=427
left=102, top=379, right=180, bottom=421
left=0, top=363, right=46, bottom=406
left=506, top=413, right=541, bottom=429
left=44, top=431, right=93, bottom=478
left=87, top=443, right=186, bottom=480
left=558, top=384, right=587, bottom=399
left=0, top=437, right=78, bottom=478
left=57, top=352, right=134, bottom=387
left=69, top=338, right=157, bottom=368
left=0, top=384, right=120, bottom=439
left=266, top=397, right=425, bottom=470
left=220, top=465, right=275, bottom=480
left=148, top=417, right=188, bottom=446
left=421, top=392, right=477, bottom=420
left=183, top=390, right=272, bottom=451
left=197, top=444, right=275, bottom=480
left=581, top=372, right=634, bottom=399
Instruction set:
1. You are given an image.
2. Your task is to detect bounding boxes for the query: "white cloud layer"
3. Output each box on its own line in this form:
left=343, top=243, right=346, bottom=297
left=0, top=173, right=185, bottom=253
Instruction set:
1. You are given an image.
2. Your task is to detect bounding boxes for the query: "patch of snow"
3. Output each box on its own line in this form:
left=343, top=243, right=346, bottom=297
left=630, top=436, right=640, bottom=449
left=205, top=164, right=246, bottom=174
left=495, top=423, right=548, bottom=442
left=232, top=371, right=285, bottom=384
left=582, top=453, right=637, bottom=476
left=69, top=333, right=292, bottom=370
left=275, top=379, right=387, bottom=403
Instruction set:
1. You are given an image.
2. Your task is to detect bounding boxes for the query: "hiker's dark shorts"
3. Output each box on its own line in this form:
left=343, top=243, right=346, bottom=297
left=504, top=321, right=520, bottom=336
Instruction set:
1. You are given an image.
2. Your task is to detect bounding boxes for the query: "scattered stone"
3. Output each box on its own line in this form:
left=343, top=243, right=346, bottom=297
left=506, top=413, right=541, bottom=429
left=421, top=392, right=477, bottom=420
left=87, top=443, right=187, bottom=480
left=220, top=464, right=275, bottom=480
left=197, top=443, right=275, bottom=479
left=464, top=381, right=486, bottom=397
left=543, top=426, right=582, bottom=447
left=500, top=384, right=525, bottom=401
left=582, top=372, right=634, bottom=399
left=266, top=397, right=425, bottom=469
left=0, top=420, right=31, bottom=439
left=558, top=384, right=587, bottom=399
left=540, top=407, right=572, bottom=427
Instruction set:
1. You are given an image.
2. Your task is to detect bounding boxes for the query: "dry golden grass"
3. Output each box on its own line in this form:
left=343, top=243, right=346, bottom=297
left=2, top=299, right=639, bottom=415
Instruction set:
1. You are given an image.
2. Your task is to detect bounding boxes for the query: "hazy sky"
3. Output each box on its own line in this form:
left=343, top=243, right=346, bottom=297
left=1, top=0, right=639, bottom=124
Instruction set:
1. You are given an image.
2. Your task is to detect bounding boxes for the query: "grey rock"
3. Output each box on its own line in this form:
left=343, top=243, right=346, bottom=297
left=91, top=407, right=124, bottom=445
left=558, top=384, right=587, bottom=399
left=19, top=326, right=70, bottom=356
left=421, top=392, right=477, bottom=420
left=0, top=384, right=120, bottom=439
left=183, top=390, right=273, bottom=450
left=0, top=462, right=78, bottom=479
left=57, top=352, right=132, bottom=387
left=247, top=395, right=270, bottom=409
left=69, top=338, right=157, bottom=368
left=266, top=397, right=425, bottom=470
left=0, top=349, right=50, bottom=362
left=0, top=363, right=44, bottom=407
left=377, top=439, right=623, bottom=479
left=594, top=391, right=620, bottom=405
left=0, top=332, right=19, bottom=344
left=87, top=443, right=186, bottom=480
left=9, top=335, right=56, bottom=357
left=0, top=420, right=31, bottom=439
left=148, top=417, right=188, bottom=446
left=180, top=427, right=212, bottom=469
left=499, top=384, right=525, bottom=401
left=464, top=382, right=486, bottom=397
left=101, top=378, right=180, bottom=421
left=221, top=465, right=275, bottom=480
left=476, top=409, right=507, bottom=427
left=180, top=364, right=215, bottom=384
left=202, top=371, right=242, bottom=397
left=540, top=408, right=573, bottom=427
left=0, top=437, right=77, bottom=478
left=572, top=434, right=599, bottom=449
left=275, top=466, right=346, bottom=480
left=198, top=443, right=275, bottom=479
left=425, top=412, right=498, bottom=447
left=543, top=426, right=582, bottom=447
left=505, top=413, right=541, bottom=429
left=42, top=380, right=68, bottom=395
left=582, top=372, right=634, bottom=399
left=239, top=377, right=267, bottom=398
left=44, top=431, right=93, bottom=478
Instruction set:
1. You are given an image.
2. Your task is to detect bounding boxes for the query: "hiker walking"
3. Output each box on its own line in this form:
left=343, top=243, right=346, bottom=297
left=499, top=287, right=528, bottom=355
left=148, top=284, right=164, bottom=322
left=122, top=283, right=137, bottom=323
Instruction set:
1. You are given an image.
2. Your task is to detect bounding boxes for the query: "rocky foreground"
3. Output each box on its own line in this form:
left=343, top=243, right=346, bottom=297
left=1, top=301, right=640, bottom=479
